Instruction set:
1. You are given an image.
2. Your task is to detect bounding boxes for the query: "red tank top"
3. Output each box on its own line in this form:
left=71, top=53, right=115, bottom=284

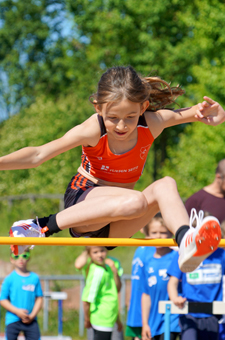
left=81, top=114, right=154, bottom=183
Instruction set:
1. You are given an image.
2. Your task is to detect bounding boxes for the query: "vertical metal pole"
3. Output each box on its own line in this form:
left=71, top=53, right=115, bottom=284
left=165, top=303, right=171, bottom=340
left=79, top=278, right=85, bottom=336
left=43, top=279, right=49, bottom=332
left=120, top=277, right=126, bottom=323
left=58, top=300, right=63, bottom=336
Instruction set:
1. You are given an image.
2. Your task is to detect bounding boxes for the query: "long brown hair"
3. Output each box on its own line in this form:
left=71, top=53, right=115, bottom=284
left=89, top=66, right=185, bottom=111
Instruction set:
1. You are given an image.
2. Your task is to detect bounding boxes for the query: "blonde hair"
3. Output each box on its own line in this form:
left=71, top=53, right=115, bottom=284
left=85, top=246, right=107, bottom=255
left=221, top=220, right=225, bottom=238
left=143, top=212, right=168, bottom=236
left=89, top=66, right=184, bottom=111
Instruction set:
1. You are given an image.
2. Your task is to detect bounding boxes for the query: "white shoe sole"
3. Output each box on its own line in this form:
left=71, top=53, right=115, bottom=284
left=179, top=216, right=221, bottom=272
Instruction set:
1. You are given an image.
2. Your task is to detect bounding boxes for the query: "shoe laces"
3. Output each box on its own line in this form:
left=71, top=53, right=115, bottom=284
left=190, top=208, right=204, bottom=229
left=28, top=217, right=42, bottom=235
left=28, top=217, right=42, bottom=250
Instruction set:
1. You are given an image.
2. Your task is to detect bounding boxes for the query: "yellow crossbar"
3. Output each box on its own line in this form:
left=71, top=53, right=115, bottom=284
left=0, top=237, right=225, bottom=247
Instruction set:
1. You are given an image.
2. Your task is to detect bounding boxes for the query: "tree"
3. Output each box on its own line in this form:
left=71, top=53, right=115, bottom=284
left=2, top=0, right=225, bottom=179
left=160, top=121, right=225, bottom=199
left=0, top=0, right=91, bottom=112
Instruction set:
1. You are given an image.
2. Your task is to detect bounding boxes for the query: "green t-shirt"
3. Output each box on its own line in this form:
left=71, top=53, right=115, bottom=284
left=82, top=262, right=119, bottom=330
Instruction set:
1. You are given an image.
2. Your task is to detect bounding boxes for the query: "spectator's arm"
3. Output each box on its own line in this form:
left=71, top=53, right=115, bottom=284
left=1, top=299, right=29, bottom=321
left=83, top=301, right=92, bottom=329
left=74, top=250, right=89, bottom=270
left=105, top=258, right=122, bottom=292
left=116, top=314, right=123, bottom=332
left=141, top=293, right=151, bottom=340
left=167, top=276, right=186, bottom=309
left=24, top=296, right=43, bottom=324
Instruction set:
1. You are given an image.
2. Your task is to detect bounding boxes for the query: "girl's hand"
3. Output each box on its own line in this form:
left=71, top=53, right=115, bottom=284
left=195, top=96, right=225, bottom=126
left=16, top=308, right=29, bottom=320
left=142, top=324, right=151, bottom=340
left=105, top=258, right=117, bottom=273
left=172, top=296, right=187, bottom=309
left=117, top=319, right=123, bottom=332
left=84, top=319, right=92, bottom=329
left=22, top=314, right=33, bottom=324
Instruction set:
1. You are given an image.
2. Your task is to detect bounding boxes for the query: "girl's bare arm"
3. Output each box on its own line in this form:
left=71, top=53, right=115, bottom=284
left=141, top=293, right=151, bottom=340
left=146, top=97, right=225, bottom=139
left=74, top=250, right=89, bottom=270
left=167, top=276, right=187, bottom=309
left=0, top=114, right=100, bottom=170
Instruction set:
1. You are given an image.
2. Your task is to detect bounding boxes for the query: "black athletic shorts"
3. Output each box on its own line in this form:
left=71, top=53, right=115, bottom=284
left=64, top=173, right=115, bottom=250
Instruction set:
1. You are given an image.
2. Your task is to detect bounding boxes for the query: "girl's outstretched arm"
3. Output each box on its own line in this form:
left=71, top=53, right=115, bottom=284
left=145, top=97, right=225, bottom=138
left=195, top=96, right=225, bottom=126
left=0, top=114, right=100, bottom=170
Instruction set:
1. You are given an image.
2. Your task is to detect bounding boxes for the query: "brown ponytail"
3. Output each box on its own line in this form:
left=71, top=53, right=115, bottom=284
left=89, top=66, right=185, bottom=111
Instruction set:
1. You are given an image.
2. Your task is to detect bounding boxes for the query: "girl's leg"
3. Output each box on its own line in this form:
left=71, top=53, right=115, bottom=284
left=10, top=176, right=221, bottom=272
left=108, top=176, right=189, bottom=238
left=53, top=176, right=186, bottom=236
left=56, top=186, right=149, bottom=233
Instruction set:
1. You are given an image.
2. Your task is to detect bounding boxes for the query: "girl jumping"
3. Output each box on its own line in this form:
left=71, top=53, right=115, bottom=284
left=1, top=66, right=224, bottom=272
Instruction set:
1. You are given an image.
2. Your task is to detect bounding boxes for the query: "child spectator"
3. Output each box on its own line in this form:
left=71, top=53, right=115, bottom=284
left=0, top=250, right=43, bottom=340
left=82, top=246, right=123, bottom=340
left=75, top=247, right=123, bottom=340
left=141, top=213, right=180, bottom=340
left=167, top=209, right=225, bottom=340
left=125, top=224, right=155, bottom=340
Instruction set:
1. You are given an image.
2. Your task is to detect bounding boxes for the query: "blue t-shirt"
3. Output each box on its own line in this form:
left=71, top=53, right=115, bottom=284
left=167, top=248, right=225, bottom=318
left=0, top=270, right=43, bottom=326
left=126, top=246, right=155, bottom=327
left=141, top=250, right=180, bottom=337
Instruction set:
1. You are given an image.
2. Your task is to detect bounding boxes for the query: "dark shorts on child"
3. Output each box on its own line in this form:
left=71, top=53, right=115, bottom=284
left=6, top=320, right=40, bottom=340
left=152, top=333, right=180, bottom=340
left=93, top=329, right=112, bottom=340
left=179, top=314, right=219, bottom=340
left=64, top=173, right=115, bottom=250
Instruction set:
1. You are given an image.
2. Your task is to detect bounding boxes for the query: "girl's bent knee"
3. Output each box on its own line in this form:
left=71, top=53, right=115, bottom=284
left=121, top=191, right=148, bottom=217
left=164, top=176, right=177, bottom=187
left=153, top=176, right=178, bottom=196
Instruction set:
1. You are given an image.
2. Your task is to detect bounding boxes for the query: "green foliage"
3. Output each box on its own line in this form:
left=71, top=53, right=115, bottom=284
left=0, top=94, right=92, bottom=196
left=160, top=122, right=225, bottom=199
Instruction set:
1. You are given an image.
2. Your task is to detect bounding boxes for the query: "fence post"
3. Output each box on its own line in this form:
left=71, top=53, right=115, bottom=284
left=43, top=279, right=49, bottom=332
left=164, top=303, right=171, bottom=340
left=79, top=277, right=85, bottom=336
left=58, top=299, right=63, bottom=336
left=120, top=276, right=127, bottom=323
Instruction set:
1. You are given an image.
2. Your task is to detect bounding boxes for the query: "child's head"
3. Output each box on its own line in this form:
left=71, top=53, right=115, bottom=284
left=148, top=213, right=172, bottom=243
left=86, top=246, right=107, bottom=266
left=142, top=222, right=152, bottom=238
left=221, top=219, right=225, bottom=238
left=10, top=250, right=30, bottom=270
left=90, top=66, right=184, bottom=112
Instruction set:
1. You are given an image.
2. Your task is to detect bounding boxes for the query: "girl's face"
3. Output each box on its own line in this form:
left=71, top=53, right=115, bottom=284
left=89, top=246, right=107, bottom=266
left=96, top=98, right=149, bottom=142
left=148, top=220, right=172, bottom=249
